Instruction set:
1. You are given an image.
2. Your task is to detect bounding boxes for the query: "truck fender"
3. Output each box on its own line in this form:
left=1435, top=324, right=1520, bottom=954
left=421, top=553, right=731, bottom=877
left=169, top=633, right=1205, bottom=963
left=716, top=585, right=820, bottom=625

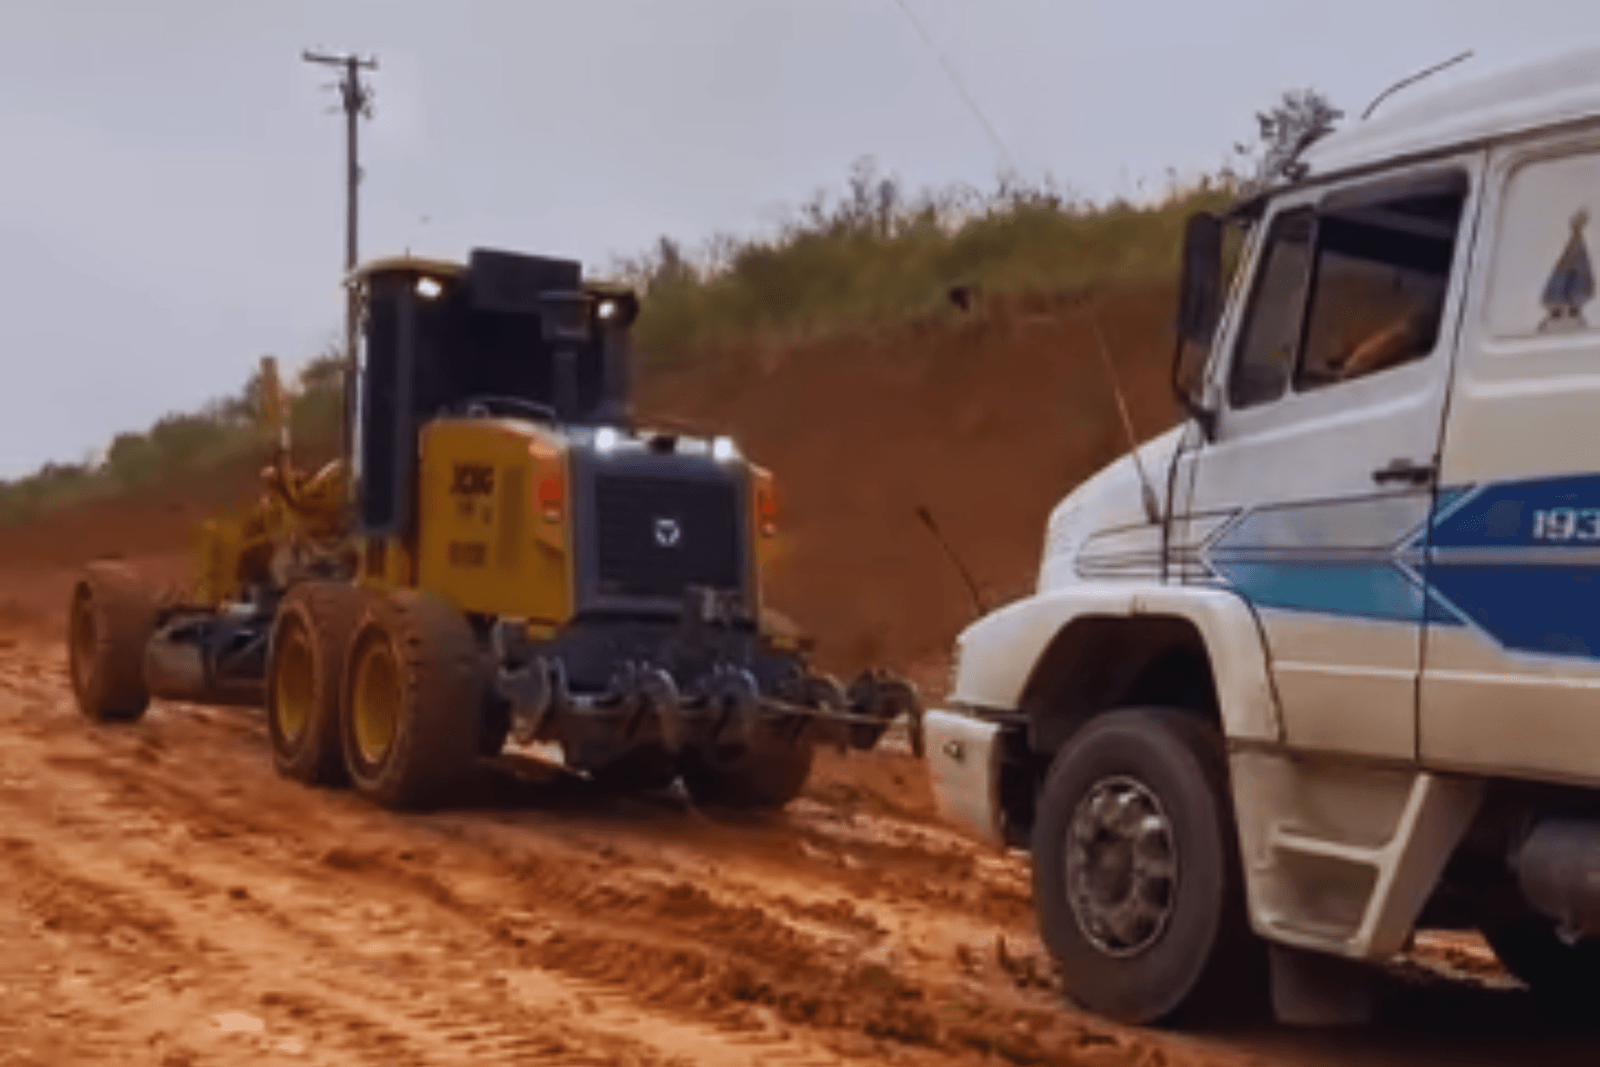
left=948, top=580, right=1282, bottom=744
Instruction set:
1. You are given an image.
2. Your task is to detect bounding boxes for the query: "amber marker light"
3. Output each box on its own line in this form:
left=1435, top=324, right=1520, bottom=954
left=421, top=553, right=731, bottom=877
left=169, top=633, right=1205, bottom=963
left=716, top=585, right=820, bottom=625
left=756, top=478, right=778, bottom=538
left=537, top=475, right=564, bottom=523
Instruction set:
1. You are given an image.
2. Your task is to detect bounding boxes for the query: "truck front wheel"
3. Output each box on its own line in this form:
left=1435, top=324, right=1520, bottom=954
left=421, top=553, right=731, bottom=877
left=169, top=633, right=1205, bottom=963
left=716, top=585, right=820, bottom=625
left=1032, top=706, right=1263, bottom=1025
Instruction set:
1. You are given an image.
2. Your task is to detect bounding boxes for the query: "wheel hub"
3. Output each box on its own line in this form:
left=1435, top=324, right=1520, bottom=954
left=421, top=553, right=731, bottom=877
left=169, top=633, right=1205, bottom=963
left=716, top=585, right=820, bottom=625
left=272, top=618, right=317, bottom=746
left=1066, top=774, right=1179, bottom=958
left=351, top=636, right=402, bottom=767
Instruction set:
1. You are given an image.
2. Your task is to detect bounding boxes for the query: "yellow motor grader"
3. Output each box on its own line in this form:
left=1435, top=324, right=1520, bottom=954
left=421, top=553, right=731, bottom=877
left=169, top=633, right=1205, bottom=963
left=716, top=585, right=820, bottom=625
left=67, top=248, right=920, bottom=810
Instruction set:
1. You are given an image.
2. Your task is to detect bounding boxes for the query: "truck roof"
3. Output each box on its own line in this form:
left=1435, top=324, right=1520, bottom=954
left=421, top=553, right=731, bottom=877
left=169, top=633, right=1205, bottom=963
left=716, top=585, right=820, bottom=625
left=1301, top=44, right=1600, bottom=181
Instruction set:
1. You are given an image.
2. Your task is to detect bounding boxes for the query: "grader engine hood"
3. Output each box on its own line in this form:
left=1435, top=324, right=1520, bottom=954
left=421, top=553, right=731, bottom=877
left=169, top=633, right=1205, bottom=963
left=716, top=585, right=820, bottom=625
left=416, top=417, right=765, bottom=627
left=568, top=428, right=756, bottom=618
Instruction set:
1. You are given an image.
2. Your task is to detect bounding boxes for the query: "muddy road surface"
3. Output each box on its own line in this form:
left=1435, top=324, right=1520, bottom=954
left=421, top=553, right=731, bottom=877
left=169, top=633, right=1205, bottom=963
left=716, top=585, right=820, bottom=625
left=4, top=626, right=1599, bottom=1067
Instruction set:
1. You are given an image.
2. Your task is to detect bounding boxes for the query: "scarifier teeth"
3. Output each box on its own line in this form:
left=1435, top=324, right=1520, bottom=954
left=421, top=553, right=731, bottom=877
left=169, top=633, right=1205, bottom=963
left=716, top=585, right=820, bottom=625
left=640, top=667, right=683, bottom=752
left=706, top=664, right=762, bottom=748
left=501, top=655, right=554, bottom=746
left=844, top=671, right=924, bottom=751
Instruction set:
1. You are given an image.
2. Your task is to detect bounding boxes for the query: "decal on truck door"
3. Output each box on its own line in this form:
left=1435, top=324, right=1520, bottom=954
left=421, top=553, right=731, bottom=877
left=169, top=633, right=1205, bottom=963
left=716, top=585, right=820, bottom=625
left=1161, top=474, right=1600, bottom=660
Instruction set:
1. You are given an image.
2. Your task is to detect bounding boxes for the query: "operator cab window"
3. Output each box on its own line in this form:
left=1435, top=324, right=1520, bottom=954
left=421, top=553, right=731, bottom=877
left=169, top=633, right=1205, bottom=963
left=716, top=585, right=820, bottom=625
left=1227, top=173, right=1467, bottom=410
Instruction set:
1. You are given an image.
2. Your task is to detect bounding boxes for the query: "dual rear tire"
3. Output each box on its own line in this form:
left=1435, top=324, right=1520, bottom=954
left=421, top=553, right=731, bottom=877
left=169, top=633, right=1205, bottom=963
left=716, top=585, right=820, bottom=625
left=339, top=589, right=485, bottom=810
left=266, top=582, right=368, bottom=785
left=267, top=586, right=813, bottom=814
left=267, top=585, right=484, bottom=811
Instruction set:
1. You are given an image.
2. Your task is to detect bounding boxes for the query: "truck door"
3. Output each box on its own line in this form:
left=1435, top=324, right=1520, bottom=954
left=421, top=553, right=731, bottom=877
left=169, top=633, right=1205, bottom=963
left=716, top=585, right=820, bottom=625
left=1176, top=155, right=1483, bottom=760
left=1422, top=133, right=1600, bottom=784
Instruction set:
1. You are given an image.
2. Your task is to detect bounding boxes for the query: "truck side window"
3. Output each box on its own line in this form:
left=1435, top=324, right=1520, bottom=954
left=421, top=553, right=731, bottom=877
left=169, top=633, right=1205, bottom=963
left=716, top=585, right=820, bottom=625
left=1228, top=209, right=1313, bottom=409
left=1295, top=183, right=1466, bottom=389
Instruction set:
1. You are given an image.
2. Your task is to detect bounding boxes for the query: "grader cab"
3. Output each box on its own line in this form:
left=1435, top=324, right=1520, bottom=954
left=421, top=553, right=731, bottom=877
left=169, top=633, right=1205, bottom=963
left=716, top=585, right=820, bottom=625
left=67, top=247, right=920, bottom=811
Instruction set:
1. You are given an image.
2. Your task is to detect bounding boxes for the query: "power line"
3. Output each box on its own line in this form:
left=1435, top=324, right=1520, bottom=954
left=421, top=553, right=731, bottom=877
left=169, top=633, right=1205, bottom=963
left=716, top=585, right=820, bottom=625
left=885, top=0, right=1018, bottom=173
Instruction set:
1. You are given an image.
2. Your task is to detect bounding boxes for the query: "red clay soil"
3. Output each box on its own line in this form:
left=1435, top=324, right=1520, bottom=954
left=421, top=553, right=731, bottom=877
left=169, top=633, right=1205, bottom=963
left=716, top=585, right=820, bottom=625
left=5, top=286, right=1600, bottom=1065
left=0, top=286, right=1180, bottom=681
left=641, top=284, right=1183, bottom=683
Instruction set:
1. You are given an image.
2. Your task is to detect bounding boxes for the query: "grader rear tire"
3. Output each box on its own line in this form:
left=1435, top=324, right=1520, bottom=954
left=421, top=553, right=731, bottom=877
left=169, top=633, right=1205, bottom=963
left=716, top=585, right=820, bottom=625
left=67, top=561, right=158, bottom=723
left=266, top=582, right=367, bottom=786
left=340, top=590, right=486, bottom=811
left=682, top=741, right=815, bottom=812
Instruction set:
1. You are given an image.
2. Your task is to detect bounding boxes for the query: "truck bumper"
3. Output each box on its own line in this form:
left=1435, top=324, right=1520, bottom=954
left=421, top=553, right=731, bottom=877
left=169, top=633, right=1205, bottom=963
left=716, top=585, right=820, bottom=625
left=923, top=709, right=1006, bottom=848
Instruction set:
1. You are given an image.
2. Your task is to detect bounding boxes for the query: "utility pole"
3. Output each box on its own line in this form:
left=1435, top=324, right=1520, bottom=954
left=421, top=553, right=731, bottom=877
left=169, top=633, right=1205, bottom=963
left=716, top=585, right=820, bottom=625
left=302, top=48, right=378, bottom=471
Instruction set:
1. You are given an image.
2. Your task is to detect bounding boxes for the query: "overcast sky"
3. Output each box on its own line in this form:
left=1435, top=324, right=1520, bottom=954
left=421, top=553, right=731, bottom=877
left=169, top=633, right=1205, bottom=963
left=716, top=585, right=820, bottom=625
left=2, top=0, right=1595, bottom=478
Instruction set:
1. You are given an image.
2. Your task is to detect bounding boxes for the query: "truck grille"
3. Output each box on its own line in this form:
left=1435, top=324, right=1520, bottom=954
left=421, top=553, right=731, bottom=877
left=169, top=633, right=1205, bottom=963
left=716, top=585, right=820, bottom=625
left=592, top=474, right=742, bottom=599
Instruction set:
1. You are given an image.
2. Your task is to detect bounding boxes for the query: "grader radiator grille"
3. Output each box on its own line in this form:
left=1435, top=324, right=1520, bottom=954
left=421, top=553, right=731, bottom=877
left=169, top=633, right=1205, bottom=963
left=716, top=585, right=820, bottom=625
left=592, top=475, right=742, bottom=599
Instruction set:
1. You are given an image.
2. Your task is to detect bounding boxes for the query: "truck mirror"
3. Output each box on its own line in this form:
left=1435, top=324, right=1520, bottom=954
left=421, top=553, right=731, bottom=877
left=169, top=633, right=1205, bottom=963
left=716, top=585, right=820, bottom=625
left=1176, top=212, right=1223, bottom=346
left=1172, top=212, right=1224, bottom=441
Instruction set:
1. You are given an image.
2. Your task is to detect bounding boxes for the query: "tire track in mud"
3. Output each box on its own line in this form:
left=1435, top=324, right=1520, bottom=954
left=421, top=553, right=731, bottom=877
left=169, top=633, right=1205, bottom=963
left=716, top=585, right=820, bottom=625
left=7, top=632, right=1600, bottom=1067
left=0, top=635, right=1206, bottom=1067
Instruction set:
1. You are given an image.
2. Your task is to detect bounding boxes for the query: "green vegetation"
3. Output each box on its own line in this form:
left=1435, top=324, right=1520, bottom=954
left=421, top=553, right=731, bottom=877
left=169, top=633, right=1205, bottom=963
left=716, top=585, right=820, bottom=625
left=618, top=159, right=1241, bottom=365
left=0, top=160, right=1249, bottom=524
left=0, top=353, right=345, bottom=523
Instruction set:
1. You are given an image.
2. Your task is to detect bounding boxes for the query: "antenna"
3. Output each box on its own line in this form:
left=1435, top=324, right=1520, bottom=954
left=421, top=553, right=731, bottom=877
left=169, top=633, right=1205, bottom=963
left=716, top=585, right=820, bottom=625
left=1362, top=50, right=1474, bottom=121
left=1084, top=306, right=1162, bottom=525
left=916, top=506, right=988, bottom=618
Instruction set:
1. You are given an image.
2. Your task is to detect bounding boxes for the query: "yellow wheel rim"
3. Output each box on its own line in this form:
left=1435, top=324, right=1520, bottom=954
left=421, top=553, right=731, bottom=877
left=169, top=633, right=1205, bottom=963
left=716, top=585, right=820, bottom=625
left=272, top=616, right=317, bottom=745
left=351, top=634, right=402, bottom=767
left=68, top=587, right=97, bottom=697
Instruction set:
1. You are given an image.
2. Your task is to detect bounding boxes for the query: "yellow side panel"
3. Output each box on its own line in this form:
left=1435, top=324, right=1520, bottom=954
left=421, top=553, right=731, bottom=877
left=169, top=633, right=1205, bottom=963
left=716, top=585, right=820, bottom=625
left=194, top=518, right=241, bottom=606
left=415, top=419, right=573, bottom=625
left=357, top=536, right=414, bottom=591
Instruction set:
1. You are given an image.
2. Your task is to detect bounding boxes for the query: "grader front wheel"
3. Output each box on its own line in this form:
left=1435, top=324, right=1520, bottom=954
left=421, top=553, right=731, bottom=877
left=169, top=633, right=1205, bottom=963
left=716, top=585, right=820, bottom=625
left=340, top=590, right=486, bottom=811
left=67, top=561, right=158, bottom=723
left=266, top=583, right=367, bottom=785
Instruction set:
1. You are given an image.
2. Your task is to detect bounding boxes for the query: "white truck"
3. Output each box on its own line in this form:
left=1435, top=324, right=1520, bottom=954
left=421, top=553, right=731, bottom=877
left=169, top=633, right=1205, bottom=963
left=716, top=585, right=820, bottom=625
left=925, top=45, right=1600, bottom=1026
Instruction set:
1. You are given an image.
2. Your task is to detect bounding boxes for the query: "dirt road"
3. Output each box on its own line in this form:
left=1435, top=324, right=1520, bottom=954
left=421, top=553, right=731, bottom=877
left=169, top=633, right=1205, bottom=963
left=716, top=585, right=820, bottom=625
left=3, top=614, right=1599, bottom=1067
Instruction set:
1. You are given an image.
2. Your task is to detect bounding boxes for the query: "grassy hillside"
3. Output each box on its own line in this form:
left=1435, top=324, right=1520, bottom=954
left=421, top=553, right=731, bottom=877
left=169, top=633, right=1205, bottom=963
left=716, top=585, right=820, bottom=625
left=623, top=161, right=1237, bottom=364
left=0, top=354, right=344, bottom=524
left=0, top=162, right=1239, bottom=523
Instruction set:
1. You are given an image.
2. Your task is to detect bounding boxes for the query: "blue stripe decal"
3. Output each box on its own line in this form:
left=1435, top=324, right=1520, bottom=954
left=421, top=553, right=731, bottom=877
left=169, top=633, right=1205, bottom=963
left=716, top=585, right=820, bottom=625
left=1422, top=474, right=1600, bottom=658
left=1428, top=564, right=1600, bottom=657
left=1432, top=474, right=1600, bottom=548
left=1209, top=560, right=1430, bottom=622
left=1192, top=474, right=1600, bottom=658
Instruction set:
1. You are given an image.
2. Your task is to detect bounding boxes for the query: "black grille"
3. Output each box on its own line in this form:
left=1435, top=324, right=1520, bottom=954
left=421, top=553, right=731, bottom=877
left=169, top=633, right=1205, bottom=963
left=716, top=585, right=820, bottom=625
left=592, top=474, right=742, bottom=599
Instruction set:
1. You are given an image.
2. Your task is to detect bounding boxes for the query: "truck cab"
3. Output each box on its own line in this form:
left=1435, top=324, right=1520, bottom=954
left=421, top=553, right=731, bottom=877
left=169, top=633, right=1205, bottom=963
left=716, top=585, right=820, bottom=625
left=925, top=45, right=1600, bottom=1025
